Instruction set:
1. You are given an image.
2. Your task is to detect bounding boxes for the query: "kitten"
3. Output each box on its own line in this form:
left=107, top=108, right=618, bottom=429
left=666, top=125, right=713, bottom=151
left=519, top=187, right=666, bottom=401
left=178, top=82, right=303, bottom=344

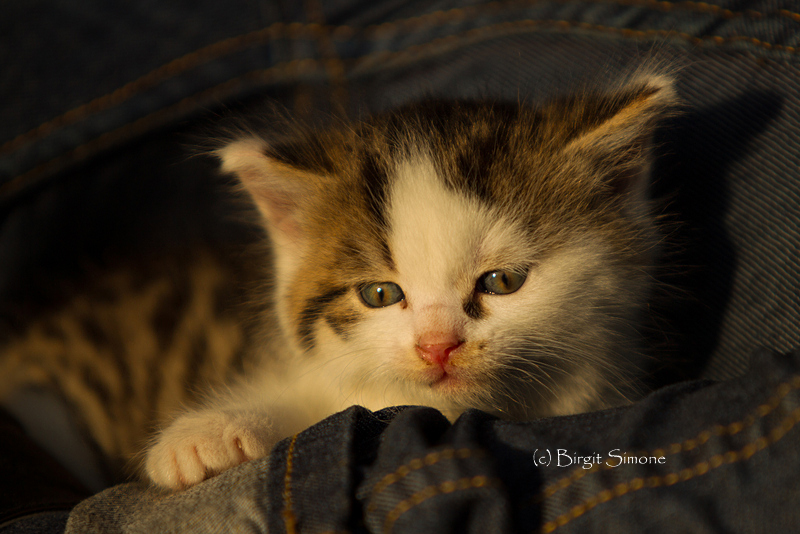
left=0, top=73, right=676, bottom=491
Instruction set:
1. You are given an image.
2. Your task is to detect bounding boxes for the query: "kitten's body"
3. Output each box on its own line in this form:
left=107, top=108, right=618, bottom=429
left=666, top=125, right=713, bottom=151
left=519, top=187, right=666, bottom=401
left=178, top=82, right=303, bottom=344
left=0, top=253, right=264, bottom=483
left=0, top=74, right=676, bottom=490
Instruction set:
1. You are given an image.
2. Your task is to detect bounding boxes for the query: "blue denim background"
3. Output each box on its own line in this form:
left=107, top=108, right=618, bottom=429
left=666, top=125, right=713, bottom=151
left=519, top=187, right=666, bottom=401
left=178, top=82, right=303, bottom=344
left=2, top=0, right=800, bottom=531
left=63, top=348, right=800, bottom=533
left=3, top=0, right=799, bottom=382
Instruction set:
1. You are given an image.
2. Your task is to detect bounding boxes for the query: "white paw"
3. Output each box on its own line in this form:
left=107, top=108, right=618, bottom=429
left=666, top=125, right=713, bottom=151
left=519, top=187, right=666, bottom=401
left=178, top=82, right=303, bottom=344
left=145, top=410, right=273, bottom=490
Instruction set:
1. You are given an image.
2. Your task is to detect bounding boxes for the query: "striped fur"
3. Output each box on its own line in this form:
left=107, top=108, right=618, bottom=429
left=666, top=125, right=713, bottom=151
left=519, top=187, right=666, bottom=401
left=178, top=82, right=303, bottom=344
left=1, top=74, right=677, bottom=490
left=0, top=253, right=266, bottom=485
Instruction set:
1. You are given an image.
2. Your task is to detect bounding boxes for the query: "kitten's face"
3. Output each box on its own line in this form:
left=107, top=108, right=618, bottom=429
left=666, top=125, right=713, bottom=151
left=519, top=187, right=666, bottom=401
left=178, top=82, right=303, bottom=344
left=220, top=76, right=675, bottom=418
left=307, top=154, right=636, bottom=419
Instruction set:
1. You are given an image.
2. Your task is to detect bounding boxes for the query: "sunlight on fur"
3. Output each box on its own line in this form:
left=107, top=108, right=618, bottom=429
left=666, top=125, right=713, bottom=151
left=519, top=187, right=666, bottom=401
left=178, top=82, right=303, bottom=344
left=0, top=73, right=677, bottom=490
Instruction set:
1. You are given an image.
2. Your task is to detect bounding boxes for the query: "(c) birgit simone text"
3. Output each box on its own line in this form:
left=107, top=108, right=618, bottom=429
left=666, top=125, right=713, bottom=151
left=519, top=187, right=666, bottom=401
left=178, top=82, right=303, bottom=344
left=533, top=449, right=667, bottom=469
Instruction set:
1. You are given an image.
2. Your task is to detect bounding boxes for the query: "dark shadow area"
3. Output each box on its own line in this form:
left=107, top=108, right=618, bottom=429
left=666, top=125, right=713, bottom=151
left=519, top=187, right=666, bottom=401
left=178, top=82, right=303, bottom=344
left=646, top=90, right=784, bottom=387
left=0, top=407, right=90, bottom=524
left=0, top=116, right=262, bottom=327
left=0, top=78, right=340, bottom=321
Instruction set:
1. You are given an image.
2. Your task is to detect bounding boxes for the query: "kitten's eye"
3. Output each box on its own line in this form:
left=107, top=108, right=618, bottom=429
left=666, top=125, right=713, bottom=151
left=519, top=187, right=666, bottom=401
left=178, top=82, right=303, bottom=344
left=359, top=282, right=405, bottom=308
left=477, top=270, right=527, bottom=295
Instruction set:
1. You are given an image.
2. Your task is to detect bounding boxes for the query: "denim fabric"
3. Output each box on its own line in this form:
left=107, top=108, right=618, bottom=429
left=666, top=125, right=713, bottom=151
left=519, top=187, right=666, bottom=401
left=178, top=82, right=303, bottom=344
left=65, top=348, right=800, bottom=533
left=0, top=410, right=88, bottom=527
left=3, top=0, right=799, bottom=380
left=0, top=512, right=70, bottom=534
left=2, top=0, right=800, bottom=532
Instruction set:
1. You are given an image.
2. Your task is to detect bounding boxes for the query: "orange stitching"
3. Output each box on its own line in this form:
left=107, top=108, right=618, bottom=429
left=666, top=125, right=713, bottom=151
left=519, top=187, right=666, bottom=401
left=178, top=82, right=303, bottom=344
left=613, top=0, right=762, bottom=20
left=366, top=448, right=482, bottom=514
left=534, top=374, right=800, bottom=502
left=5, top=0, right=799, bottom=157
left=6, top=17, right=798, bottom=198
left=352, top=0, right=800, bottom=38
left=347, top=19, right=800, bottom=76
left=304, top=0, right=349, bottom=114
left=382, top=475, right=499, bottom=534
left=778, top=8, right=800, bottom=23
left=540, top=403, right=800, bottom=533
left=0, top=59, right=318, bottom=199
left=0, top=22, right=320, bottom=156
left=282, top=434, right=299, bottom=534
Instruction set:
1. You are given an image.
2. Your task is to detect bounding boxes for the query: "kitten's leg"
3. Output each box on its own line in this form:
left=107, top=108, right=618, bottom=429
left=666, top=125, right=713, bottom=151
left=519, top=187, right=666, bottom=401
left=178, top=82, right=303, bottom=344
left=146, top=366, right=338, bottom=490
left=145, top=406, right=275, bottom=490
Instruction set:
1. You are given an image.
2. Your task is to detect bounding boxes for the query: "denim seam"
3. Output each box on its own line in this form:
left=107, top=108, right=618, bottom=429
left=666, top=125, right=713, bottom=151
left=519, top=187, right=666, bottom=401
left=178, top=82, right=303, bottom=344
left=540, top=399, right=800, bottom=533
left=342, top=19, right=800, bottom=79
left=366, top=448, right=484, bottom=514
left=5, top=16, right=797, bottom=205
left=3, top=18, right=796, bottom=206
left=331, top=0, right=800, bottom=39
left=0, top=60, right=322, bottom=199
left=533, top=374, right=800, bottom=503
left=304, top=0, right=349, bottom=112
left=0, top=23, right=322, bottom=157
left=282, top=434, right=299, bottom=534
left=4, top=0, right=799, bottom=158
left=381, top=475, right=500, bottom=534
left=606, top=0, right=800, bottom=22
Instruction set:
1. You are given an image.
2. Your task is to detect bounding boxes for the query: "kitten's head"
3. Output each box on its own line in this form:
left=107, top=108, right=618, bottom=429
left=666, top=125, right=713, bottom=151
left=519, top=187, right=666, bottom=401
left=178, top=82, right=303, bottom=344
left=218, top=75, right=676, bottom=419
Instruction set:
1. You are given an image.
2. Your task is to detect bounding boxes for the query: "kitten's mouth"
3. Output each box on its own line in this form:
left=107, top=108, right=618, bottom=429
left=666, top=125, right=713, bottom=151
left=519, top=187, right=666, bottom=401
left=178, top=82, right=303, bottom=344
left=426, top=367, right=466, bottom=391
left=430, top=373, right=457, bottom=387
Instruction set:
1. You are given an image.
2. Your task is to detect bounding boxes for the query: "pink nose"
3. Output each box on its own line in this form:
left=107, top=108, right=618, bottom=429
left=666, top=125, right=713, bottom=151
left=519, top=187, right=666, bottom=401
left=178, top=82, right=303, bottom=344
left=417, top=333, right=463, bottom=367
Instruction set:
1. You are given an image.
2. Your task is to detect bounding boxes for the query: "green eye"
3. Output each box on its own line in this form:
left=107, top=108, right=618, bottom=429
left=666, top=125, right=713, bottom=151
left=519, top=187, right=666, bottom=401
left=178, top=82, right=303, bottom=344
left=359, top=282, right=405, bottom=308
left=477, top=270, right=527, bottom=295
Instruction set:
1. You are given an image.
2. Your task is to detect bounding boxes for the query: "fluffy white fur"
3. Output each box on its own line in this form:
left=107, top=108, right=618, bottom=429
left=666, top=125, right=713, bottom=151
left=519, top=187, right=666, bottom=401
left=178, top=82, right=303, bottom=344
left=146, top=153, right=635, bottom=488
left=146, top=79, right=675, bottom=488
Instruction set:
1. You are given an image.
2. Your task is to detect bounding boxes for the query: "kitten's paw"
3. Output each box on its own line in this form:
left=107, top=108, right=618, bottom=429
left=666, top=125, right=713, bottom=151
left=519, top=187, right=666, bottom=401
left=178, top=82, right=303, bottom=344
left=145, top=410, right=273, bottom=490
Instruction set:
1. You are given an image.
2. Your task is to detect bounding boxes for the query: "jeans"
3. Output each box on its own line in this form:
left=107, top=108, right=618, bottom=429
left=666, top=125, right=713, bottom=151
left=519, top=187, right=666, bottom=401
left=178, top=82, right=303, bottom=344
left=2, top=0, right=799, bottom=531
left=64, top=348, right=800, bottom=533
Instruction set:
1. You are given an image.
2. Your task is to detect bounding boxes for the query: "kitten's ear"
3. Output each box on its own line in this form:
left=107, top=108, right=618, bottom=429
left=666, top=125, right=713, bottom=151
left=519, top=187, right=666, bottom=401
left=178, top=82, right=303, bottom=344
left=564, top=75, right=678, bottom=201
left=217, top=137, right=319, bottom=242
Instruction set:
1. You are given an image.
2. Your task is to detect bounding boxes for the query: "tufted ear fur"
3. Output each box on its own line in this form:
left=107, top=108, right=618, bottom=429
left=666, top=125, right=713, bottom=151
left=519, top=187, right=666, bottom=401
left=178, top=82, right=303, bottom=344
left=216, top=137, right=324, bottom=246
left=563, top=74, right=677, bottom=204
